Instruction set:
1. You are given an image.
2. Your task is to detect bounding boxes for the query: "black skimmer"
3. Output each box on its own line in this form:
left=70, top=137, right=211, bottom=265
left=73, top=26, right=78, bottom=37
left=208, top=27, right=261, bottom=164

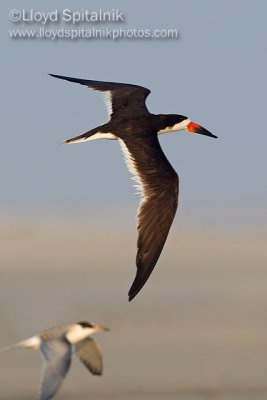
left=1, top=321, right=109, bottom=400
left=50, top=74, right=217, bottom=301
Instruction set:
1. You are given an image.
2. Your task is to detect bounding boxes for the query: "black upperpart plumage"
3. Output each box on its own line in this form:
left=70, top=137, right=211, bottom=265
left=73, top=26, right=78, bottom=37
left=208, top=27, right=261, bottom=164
left=50, top=74, right=215, bottom=301
left=49, top=74, right=151, bottom=118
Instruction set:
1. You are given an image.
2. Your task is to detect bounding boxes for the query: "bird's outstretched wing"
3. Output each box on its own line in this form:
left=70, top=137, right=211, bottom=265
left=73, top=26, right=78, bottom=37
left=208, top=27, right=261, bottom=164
left=75, top=337, right=103, bottom=375
left=49, top=74, right=151, bottom=118
left=119, top=135, right=179, bottom=301
left=40, top=338, right=72, bottom=400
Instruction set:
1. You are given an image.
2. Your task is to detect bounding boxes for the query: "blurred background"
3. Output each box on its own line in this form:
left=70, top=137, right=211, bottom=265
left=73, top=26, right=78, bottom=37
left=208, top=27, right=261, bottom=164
left=0, top=0, right=267, bottom=399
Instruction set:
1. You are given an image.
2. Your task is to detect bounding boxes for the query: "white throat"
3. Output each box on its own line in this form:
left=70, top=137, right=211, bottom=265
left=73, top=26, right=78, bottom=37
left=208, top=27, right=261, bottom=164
left=158, top=118, right=191, bottom=135
left=66, top=325, right=94, bottom=344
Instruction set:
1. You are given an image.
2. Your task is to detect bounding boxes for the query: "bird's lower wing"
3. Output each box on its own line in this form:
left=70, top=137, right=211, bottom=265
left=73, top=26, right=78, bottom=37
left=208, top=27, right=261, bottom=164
left=75, top=337, right=103, bottom=375
left=119, top=135, right=179, bottom=301
left=40, top=338, right=72, bottom=400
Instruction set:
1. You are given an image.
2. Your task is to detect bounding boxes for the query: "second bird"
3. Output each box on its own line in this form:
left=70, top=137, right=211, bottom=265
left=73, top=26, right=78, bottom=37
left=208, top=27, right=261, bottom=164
left=50, top=74, right=217, bottom=301
left=1, top=321, right=109, bottom=400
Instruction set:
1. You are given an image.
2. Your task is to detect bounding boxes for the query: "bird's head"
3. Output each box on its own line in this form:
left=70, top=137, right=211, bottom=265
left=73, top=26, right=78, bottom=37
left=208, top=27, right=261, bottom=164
left=77, top=321, right=110, bottom=334
left=66, top=321, right=109, bottom=344
left=158, top=114, right=217, bottom=139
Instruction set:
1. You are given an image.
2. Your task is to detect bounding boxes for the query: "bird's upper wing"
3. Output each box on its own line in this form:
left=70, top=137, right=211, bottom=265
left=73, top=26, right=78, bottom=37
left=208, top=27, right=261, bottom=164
left=40, top=338, right=72, bottom=400
left=75, top=337, right=103, bottom=375
left=39, top=324, right=71, bottom=340
left=119, top=135, right=179, bottom=301
left=49, top=74, right=151, bottom=118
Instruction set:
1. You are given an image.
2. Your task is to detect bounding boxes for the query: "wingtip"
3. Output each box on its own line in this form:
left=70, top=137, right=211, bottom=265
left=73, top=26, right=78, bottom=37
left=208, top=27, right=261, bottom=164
left=128, top=264, right=156, bottom=302
left=48, top=74, right=82, bottom=85
left=128, top=285, right=140, bottom=302
left=128, top=295, right=134, bottom=302
left=49, top=73, right=67, bottom=80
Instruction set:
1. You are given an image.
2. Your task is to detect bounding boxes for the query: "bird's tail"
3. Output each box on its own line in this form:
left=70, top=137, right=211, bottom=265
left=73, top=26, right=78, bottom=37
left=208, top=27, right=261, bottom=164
left=64, top=126, right=113, bottom=144
left=0, top=336, right=40, bottom=352
left=63, top=126, right=117, bottom=144
left=0, top=342, right=21, bottom=352
left=63, top=127, right=99, bottom=144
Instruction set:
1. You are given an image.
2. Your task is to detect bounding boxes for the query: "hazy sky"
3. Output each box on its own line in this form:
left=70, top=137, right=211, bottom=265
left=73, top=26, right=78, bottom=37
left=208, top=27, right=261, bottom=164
left=1, top=4, right=267, bottom=396
left=1, top=0, right=266, bottom=229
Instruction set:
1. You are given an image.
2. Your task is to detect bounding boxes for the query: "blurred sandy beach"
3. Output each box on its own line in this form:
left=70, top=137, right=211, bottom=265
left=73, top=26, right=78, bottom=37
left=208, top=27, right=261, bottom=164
left=0, top=211, right=267, bottom=400
left=1, top=0, right=267, bottom=397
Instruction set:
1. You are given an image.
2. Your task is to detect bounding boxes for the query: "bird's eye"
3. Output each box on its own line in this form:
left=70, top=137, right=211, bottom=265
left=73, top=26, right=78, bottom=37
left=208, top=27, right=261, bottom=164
left=78, top=321, right=93, bottom=328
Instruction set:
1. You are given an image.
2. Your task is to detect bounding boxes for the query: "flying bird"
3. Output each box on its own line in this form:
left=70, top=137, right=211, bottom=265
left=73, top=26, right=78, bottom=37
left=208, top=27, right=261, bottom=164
left=1, top=321, right=109, bottom=400
left=49, top=74, right=217, bottom=301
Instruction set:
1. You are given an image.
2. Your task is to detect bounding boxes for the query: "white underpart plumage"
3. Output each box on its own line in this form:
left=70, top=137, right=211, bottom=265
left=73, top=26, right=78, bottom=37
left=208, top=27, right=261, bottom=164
left=158, top=118, right=191, bottom=135
left=103, top=91, right=113, bottom=117
left=119, top=139, right=146, bottom=211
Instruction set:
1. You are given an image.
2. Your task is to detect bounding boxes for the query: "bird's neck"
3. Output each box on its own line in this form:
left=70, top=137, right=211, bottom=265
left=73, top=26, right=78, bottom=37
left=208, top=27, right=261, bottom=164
left=66, top=325, right=93, bottom=344
left=156, top=114, right=190, bottom=135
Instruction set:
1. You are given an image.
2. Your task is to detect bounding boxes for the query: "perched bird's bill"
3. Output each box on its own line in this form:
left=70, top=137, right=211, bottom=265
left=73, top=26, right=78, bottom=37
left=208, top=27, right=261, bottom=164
left=186, top=121, right=217, bottom=139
